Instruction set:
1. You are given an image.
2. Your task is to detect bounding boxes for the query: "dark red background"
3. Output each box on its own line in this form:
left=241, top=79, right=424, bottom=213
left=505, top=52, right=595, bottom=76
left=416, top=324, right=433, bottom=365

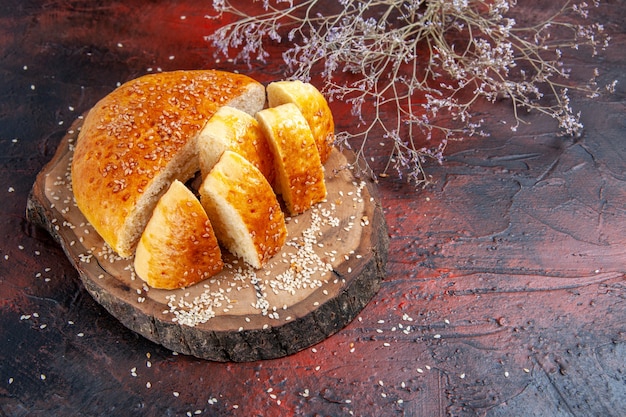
left=1, top=1, right=625, bottom=416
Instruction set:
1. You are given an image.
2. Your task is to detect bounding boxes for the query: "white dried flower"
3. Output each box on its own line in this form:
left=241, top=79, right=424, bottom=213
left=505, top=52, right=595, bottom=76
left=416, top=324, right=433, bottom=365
left=207, top=0, right=612, bottom=186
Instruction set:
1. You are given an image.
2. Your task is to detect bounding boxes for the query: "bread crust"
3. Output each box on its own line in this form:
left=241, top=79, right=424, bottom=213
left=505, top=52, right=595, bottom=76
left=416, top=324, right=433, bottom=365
left=266, top=80, right=335, bottom=163
left=197, top=106, right=275, bottom=185
left=256, top=103, right=327, bottom=215
left=71, top=70, right=265, bottom=257
left=133, top=180, right=223, bottom=289
left=200, top=151, right=287, bottom=269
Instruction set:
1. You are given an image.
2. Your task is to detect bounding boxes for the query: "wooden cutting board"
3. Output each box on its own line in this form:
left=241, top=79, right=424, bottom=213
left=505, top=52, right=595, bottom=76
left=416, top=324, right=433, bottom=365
left=26, top=115, right=389, bottom=362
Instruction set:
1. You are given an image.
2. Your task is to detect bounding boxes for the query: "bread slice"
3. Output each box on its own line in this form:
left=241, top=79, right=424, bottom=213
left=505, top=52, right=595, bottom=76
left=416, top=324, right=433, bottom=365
left=256, top=103, right=327, bottom=215
left=199, top=151, right=287, bottom=269
left=71, top=70, right=265, bottom=257
left=134, top=180, right=223, bottom=289
left=266, top=80, right=334, bottom=163
left=196, top=106, right=275, bottom=185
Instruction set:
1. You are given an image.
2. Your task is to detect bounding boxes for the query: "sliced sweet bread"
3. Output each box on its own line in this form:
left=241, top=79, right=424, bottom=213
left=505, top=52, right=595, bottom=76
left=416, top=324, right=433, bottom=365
left=256, top=103, right=327, bottom=216
left=71, top=70, right=266, bottom=258
left=266, top=80, right=335, bottom=163
left=134, top=180, right=224, bottom=289
left=199, top=151, right=287, bottom=269
left=196, top=106, right=275, bottom=185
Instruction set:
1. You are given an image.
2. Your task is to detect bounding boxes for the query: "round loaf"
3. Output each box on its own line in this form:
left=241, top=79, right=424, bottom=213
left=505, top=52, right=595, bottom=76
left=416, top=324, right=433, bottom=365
left=266, top=80, right=335, bottom=163
left=71, top=70, right=266, bottom=258
left=133, top=180, right=223, bottom=289
left=199, top=151, right=287, bottom=269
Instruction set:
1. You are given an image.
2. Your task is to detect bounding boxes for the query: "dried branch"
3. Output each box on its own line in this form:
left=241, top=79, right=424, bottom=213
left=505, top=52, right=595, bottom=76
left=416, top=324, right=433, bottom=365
left=206, top=0, right=613, bottom=186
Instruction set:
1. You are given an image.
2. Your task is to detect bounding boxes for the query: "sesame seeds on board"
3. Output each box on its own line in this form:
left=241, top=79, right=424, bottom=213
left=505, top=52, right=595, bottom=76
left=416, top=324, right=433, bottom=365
left=39, top=116, right=378, bottom=344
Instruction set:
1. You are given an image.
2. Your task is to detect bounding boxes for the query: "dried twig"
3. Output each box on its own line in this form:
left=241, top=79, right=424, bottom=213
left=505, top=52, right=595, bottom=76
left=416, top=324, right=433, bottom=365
left=206, top=0, right=614, bottom=186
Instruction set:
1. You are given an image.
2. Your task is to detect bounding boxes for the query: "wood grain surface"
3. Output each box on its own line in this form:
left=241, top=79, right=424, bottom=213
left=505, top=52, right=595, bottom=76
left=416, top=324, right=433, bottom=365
left=26, top=116, right=388, bottom=362
left=1, top=0, right=625, bottom=416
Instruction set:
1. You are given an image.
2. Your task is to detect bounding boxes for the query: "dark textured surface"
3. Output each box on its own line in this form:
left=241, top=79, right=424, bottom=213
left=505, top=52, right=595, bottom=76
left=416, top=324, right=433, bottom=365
left=1, top=1, right=625, bottom=416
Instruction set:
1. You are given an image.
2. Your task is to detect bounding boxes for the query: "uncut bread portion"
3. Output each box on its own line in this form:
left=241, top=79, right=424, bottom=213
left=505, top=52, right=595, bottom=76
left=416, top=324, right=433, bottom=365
left=71, top=70, right=266, bottom=258
left=266, top=80, right=335, bottom=163
left=199, top=151, right=287, bottom=269
left=134, top=180, right=223, bottom=290
left=196, top=106, right=275, bottom=185
left=256, top=103, right=327, bottom=216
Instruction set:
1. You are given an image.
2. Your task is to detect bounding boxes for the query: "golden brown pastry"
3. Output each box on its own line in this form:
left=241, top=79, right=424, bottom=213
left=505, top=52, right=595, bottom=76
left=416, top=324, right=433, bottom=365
left=134, top=180, right=223, bottom=289
left=71, top=70, right=266, bottom=258
left=200, top=151, right=287, bottom=269
left=256, top=103, right=327, bottom=215
left=196, top=106, right=275, bottom=185
left=266, top=80, right=335, bottom=163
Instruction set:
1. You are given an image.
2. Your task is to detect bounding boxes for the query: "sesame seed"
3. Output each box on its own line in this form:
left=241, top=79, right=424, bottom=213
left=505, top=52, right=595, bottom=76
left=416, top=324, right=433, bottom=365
left=53, top=153, right=370, bottom=335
